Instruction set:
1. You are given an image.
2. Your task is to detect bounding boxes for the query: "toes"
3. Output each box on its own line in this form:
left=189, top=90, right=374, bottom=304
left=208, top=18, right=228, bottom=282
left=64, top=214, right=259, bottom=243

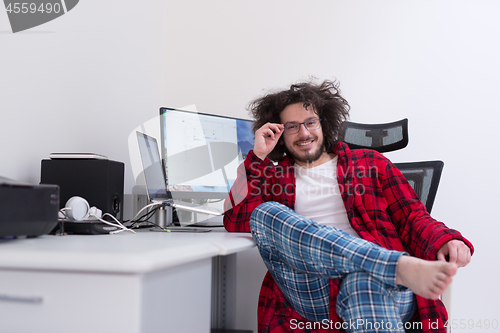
left=436, top=272, right=453, bottom=285
left=445, top=263, right=458, bottom=276
left=426, top=290, right=440, bottom=300
left=430, top=282, right=446, bottom=296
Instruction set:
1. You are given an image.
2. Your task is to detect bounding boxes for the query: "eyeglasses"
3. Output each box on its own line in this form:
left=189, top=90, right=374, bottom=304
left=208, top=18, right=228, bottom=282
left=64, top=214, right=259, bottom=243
left=283, top=118, right=322, bottom=135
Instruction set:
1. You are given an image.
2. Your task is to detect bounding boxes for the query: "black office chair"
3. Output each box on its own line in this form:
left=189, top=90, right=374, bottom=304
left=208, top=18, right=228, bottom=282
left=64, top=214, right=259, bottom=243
left=393, top=161, right=444, bottom=214
left=340, top=118, right=443, bottom=213
left=340, top=119, right=450, bottom=332
left=340, top=118, right=409, bottom=153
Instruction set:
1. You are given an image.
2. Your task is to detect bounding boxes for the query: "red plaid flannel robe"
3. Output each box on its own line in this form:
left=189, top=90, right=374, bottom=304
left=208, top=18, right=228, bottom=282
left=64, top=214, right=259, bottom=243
left=224, top=141, right=474, bottom=333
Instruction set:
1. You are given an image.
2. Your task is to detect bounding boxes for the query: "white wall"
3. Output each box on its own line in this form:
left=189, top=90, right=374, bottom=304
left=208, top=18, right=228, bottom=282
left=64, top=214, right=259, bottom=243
left=0, top=0, right=165, bottom=198
left=1, top=1, right=498, bottom=331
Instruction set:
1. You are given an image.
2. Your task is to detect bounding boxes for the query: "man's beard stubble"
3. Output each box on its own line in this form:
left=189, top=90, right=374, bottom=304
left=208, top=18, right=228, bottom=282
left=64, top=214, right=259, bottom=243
left=286, top=136, right=325, bottom=166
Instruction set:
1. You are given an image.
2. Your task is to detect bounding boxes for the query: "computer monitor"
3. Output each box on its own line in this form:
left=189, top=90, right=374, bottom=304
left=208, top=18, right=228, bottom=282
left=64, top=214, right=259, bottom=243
left=159, top=107, right=255, bottom=200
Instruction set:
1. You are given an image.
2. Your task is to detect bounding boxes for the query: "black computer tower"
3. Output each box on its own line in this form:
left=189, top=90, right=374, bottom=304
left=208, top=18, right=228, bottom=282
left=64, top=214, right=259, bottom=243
left=40, top=159, right=124, bottom=221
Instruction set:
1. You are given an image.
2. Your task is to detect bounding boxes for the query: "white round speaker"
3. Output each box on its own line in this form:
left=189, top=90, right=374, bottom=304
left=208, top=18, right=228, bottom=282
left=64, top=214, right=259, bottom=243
left=65, top=196, right=90, bottom=220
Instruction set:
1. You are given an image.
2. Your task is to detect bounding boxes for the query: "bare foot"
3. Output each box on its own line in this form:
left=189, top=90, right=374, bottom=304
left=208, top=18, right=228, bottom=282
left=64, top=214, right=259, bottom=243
left=396, top=256, right=457, bottom=299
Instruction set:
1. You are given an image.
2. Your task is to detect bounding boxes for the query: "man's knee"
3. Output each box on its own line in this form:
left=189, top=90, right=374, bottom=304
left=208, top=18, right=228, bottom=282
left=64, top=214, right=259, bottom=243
left=249, top=201, right=288, bottom=232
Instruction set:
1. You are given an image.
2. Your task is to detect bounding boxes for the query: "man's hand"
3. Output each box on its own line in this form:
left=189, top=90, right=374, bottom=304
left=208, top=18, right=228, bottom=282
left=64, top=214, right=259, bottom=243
left=253, top=123, right=284, bottom=160
left=437, top=240, right=471, bottom=268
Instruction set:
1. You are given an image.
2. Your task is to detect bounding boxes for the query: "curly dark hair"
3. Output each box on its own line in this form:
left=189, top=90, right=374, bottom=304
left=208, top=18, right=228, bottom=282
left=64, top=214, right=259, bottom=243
left=247, top=79, right=350, bottom=161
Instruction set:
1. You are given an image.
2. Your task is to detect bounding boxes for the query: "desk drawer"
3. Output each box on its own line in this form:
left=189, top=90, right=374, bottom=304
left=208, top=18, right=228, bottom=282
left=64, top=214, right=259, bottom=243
left=0, top=269, right=141, bottom=333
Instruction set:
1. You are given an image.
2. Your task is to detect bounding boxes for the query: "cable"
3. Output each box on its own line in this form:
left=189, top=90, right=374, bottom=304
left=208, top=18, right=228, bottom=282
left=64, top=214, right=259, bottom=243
left=126, top=210, right=158, bottom=229
left=127, top=202, right=163, bottom=223
left=124, top=203, right=163, bottom=229
left=130, top=219, right=169, bottom=231
left=133, top=205, right=159, bottom=223
left=127, top=210, right=157, bottom=226
left=89, top=213, right=136, bottom=235
left=93, top=202, right=166, bottom=234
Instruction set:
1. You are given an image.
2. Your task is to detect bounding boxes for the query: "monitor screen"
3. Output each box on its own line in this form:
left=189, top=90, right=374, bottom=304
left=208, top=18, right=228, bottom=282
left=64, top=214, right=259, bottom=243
left=136, top=131, right=170, bottom=200
left=160, top=107, right=254, bottom=199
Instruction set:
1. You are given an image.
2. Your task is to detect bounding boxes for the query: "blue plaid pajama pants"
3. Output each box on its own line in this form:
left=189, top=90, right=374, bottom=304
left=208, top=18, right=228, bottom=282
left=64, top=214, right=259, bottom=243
left=250, top=202, right=416, bottom=332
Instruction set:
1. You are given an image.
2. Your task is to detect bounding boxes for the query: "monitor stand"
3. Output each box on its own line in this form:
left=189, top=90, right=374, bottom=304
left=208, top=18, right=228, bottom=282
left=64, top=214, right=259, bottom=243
left=155, top=205, right=173, bottom=228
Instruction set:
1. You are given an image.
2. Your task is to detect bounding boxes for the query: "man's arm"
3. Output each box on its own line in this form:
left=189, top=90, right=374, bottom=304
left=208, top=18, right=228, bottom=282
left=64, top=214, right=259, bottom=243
left=224, top=123, right=285, bottom=232
left=223, top=150, right=275, bottom=232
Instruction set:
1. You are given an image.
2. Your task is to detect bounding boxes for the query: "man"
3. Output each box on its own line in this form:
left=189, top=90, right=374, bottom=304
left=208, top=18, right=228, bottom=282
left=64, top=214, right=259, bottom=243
left=224, top=80, right=473, bottom=333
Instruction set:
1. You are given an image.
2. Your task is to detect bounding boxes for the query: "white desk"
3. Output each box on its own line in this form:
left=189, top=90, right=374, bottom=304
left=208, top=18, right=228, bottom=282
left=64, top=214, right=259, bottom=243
left=0, top=230, right=257, bottom=333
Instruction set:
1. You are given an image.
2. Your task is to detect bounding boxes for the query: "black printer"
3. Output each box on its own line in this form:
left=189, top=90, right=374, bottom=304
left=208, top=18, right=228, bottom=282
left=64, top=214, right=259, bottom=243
left=0, top=177, right=59, bottom=237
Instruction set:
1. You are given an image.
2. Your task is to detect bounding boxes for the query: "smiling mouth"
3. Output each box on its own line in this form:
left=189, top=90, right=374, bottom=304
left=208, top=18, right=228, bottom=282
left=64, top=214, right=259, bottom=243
left=296, top=140, right=314, bottom=147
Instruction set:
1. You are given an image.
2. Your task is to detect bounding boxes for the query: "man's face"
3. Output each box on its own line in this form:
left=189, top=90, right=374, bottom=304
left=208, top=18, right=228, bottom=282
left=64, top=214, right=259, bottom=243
left=280, top=102, right=326, bottom=167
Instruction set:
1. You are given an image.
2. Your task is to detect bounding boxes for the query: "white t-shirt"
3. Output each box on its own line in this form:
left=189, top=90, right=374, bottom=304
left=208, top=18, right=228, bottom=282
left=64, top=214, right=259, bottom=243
left=293, top=156, right=359, bottom=238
